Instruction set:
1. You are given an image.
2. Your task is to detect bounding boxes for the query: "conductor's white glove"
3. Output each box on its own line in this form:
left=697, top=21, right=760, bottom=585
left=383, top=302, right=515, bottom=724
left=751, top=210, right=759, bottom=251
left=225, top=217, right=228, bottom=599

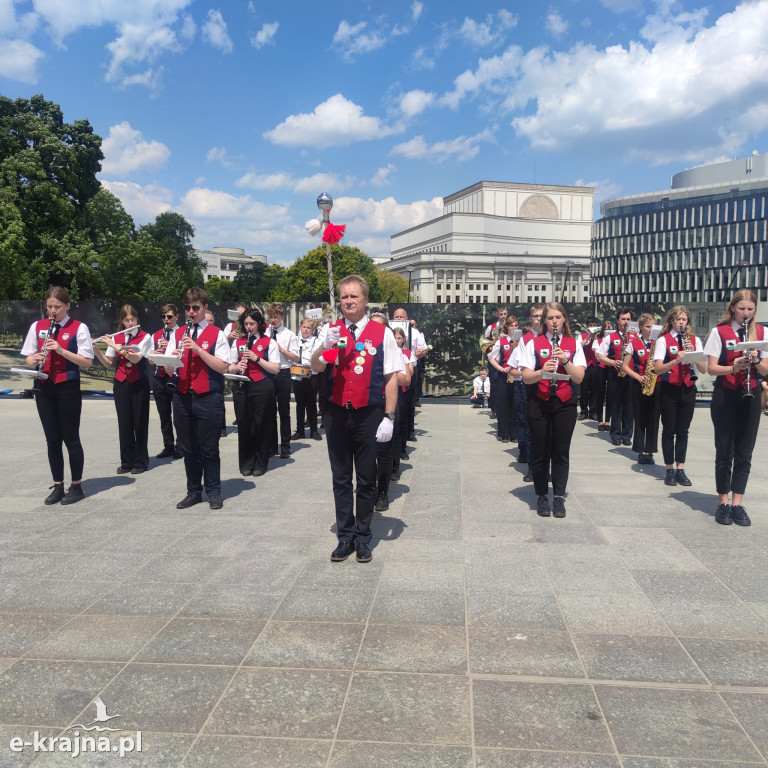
left=376, top=417, right=394, bottom=443
left=323, top=325, right=341, bottom=350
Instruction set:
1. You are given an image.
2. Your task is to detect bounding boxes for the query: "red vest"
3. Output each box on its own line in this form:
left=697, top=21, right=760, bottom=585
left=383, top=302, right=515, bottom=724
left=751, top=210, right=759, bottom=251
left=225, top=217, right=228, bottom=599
left=175, top=324, right=224, bottom=394
left=151, top=327, right=175, bottom=378
left=715, top=324, right=765, bottom=391
left=581, top=332, right=597, bottom=368
left=324, top=320, right=386, bottom=408
left=521, top=330, right=537, bottom=346
left=113, top=329, right=149, bottom=383
left=35, top=318, right=84, bottom=384
left=498, top=336, right=514, bottom=367
left=661, top=332, right=695, bottom=387
left=532, top=335, right=577, bottom=402
left=606, top=331, right=636, bottom=362
left=235, top=334, right=271, bottom=383
left=628, top=336, right=651, bottom=376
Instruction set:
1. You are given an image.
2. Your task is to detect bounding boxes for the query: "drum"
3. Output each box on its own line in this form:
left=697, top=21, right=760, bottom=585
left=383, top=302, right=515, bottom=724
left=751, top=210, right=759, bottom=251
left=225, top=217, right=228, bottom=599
left=290, top=364, right=311, bottom=380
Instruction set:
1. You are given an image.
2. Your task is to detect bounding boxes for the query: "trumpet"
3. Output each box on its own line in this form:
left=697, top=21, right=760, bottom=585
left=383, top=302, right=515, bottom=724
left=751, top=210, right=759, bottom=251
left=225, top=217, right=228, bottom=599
left=742, top=318, right=755, bottom=400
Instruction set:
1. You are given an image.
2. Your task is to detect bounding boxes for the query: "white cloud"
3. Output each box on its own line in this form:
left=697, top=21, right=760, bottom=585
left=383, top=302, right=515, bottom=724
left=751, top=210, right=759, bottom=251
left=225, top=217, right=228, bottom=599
left=411, top=1, right=424, bottom=22
left=234, top=171, right=356, bottom=194
left=100, top=122, right=171, bottom=176
left=399, top=89, right=435, bottom=118
left=440, top=47, right=521, bottom=109
left=101, top=180, right=173, bottom=223
left=105, top=22, right=182, bottom=83
left=545, top=11, right=569, bottom=38
left=391, top=128, right=496, bottom=163
left=180, top=13, right=195, bottom=40
left=333, top=19, right=386, bottom=60
left=0, top=38, right=45, bottom=83
left=370, top=164, right=396, bottom=187
left=458, top=11, right=518, bottom=48
left=251, top=21, right=278, bottom=49
left=180, top=187, right=291, bottom=221
left=201, top=9, right=233, bottom=53
left=263, top=94, right=402, bottom=148
left=206, top=146, right=229, bottom=165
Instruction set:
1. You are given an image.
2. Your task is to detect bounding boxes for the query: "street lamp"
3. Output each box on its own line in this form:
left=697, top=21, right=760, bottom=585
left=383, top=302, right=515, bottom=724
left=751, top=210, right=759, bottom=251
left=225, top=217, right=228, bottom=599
left=317, top=193, right=334, bottom=312
left=407, top=268, right=413, bottom=304
left=560, top=260, right=575, bottom=304
left=720, top=259, right=749, bottom=306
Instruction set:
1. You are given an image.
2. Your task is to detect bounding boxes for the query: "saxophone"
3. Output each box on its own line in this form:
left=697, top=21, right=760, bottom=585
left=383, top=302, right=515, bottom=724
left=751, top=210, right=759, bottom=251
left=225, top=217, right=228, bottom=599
left=641, top=339, right=658, bottom=396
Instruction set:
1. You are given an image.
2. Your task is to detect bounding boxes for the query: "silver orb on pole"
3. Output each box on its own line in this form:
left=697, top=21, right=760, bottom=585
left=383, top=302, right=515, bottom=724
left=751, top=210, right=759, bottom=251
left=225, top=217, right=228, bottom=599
left=317, top=193, right=333, bottom=223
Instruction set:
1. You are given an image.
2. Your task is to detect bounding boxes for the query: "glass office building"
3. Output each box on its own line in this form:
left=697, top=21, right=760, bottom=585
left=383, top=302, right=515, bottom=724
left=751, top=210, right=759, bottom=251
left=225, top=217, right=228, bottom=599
left=591, top=154, right=768, bottom=305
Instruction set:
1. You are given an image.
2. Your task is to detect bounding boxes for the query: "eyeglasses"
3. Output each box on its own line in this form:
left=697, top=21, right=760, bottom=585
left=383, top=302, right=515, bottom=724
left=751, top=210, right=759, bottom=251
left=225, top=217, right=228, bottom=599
left=162, top=314, right=176, bottom=319
left=184, top=305, right=202, bottom=312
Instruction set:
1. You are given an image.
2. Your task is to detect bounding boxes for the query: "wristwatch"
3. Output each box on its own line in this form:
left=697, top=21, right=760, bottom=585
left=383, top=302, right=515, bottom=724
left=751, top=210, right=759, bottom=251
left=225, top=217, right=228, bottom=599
left=384, top=412, right=395, bottom=421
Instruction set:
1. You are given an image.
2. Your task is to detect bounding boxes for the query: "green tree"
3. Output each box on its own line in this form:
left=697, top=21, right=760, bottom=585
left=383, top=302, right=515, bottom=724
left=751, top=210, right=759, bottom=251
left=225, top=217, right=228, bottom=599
left=139, top=211, right=204, bottom=288
left=375, top=267, right=409, bottom=303
left=273, top=244, right=381, bottom=302
left=232, top=262, right=285, bottom=304
left=203, top=275, right=240, bottom=305
left=0, top=194, right=27, bottom=299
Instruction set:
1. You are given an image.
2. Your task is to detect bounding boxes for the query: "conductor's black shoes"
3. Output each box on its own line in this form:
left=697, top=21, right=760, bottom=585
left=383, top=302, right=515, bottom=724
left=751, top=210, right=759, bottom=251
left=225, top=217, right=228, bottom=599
left=664, top=469, right=677, bottom=486
left=156, top=447, right=175, bottom=458
left=730, top=505, right=751, bottom=526
left=331, top=540, right=355, bottom=562
left=523, top=471, right=533, bottom=482
left=44, top=485, right=65, bottom=505
left=552, top=497, right=566, bottom=518
left=715, top=503, right=732, bottom=525
left=176, top=493, right=202, bottom=509
left=537, top=495, right=551, bottom=517
left=208, top=495, right=223, bottom=510
left=355, top=541, right=373, bottom=563
left=675, top=469, right=692, bottom=486
left=375, top=494, right=389, bottom=512
left=60, top=484, right=84, bottom=505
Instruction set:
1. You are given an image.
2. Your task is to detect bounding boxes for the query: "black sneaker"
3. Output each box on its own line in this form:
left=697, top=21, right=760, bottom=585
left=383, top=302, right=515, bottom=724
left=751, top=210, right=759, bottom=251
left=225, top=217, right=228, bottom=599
left=173, top=449, right=183, bottom=459
left=176, top=493, right=203, bottom=509
left=44, top=485, right=65, bottom=505
left=552, top=497, right=566, bottom=518
left=391, top=470, right=401, bottom=481
left=375, top=494, right=389, bottom=512
left=60, top=484, right=85, bottom=505
left=523, top=471, right=533, bottom=482
left=730, top=505, right=751, bottom=526
left=664, top=469, right=677, bottom=486
left=400, top=450, right=408, bottom=460
left=675, top=469, right=692, bottom=486
left=116, top=465, right=132, bottom=474
left=647, top=454, right=655, bottom=465
left=577, top=413, right=587, bottom=421
left=310, top=431, right=322, bottom=441
left=279, top=449, right=291, bottom=459
left=638, top=454, right=648, bottom=464
left=537, top=495, right=551, bottom=517
left=156, top=447, right=175, bottom=458
left=715, top=503, right=732, bottom=525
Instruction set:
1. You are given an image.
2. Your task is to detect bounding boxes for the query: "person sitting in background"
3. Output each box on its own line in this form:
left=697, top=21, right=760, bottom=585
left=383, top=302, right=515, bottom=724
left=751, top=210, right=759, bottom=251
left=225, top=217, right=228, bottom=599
left=471, top=367, right=490, bottom=407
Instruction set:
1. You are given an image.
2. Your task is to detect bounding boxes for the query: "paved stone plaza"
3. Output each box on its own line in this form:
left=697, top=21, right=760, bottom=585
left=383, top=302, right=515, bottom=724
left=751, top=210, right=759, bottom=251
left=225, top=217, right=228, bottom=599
left=0, top=396, right=767, bottom=767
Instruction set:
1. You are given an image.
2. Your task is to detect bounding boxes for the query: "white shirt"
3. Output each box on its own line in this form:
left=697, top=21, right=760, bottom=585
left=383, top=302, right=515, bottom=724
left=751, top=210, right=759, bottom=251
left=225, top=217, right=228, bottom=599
left=21, top=314, right=94, bottom=359
left=105, top=328, right=152, bottom=359
left=703, top=322, right=768, bottom=359
left=473, top=375, right=490, bottom=394
left=317, top=316, right=403, bottom=376
left=519, top=332, right=587, bottom=371
left=654, top=332, right=703, bottom=361
left=223, top=322, right=240, bottom=344
left=164, top=318, right=230, bottom=363
left=228, top=335, right=278, bottom=364
left=268, top=324, right=299, bottom=369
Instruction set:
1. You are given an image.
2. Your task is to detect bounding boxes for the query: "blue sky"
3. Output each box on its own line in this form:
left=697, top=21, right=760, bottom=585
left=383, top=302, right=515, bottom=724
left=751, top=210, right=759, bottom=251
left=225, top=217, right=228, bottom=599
left=2, top=0, right=768, bottom=265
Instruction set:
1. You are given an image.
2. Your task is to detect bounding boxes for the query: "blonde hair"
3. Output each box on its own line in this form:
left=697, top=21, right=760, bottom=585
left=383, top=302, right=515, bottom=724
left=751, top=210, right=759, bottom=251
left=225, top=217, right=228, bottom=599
left=638, top=313, right=656, bottom=327
left=543, top=302, right=573, bottom=337
left=660, top=305, right=692, bottom=337
left=718, top=290, right=759, bottom=340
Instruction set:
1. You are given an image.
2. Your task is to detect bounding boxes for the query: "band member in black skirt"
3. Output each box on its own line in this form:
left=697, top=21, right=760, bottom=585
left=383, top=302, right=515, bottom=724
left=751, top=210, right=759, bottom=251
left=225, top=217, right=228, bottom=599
left=20, top=286, right=94, bottom=504
left=229, top=308, right=279, bottom=477
left=704, top=290, right=768, bottom=526
left=488, top=315, right=519, bottom=443
left=652, top=305, right=706, bottom=487
left=93, top=305, right=152, bottom=474
left=520, top=302, right=586, bottom=518
left=622, top=313, right=661, bottom=465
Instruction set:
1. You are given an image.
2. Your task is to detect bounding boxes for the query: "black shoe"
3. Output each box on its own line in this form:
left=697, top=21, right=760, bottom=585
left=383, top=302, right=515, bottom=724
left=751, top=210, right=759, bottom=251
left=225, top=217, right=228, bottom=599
left=730, top=505, right=751, bottom=526
left=310, top=431, right=322, bottom=441
left=552, top=497, right=566, bottom=518
left=252, top=469, right=265, bottom=477
left=156, top=447, right=175, bottom=459
left=415, top=401, right=422, bottom=408
left=577, top=413, right=587, bottom=421
left=375, top=494, right=389, bottom=512
left=61, top=484, right=85, bottom=505
left=409, top=433, right=417, bottom=442
left=715, top=503, right=732, bottom=525
left=241, top=469, right=253, bottom=476
left=173, top=449, right=183, bottom=459
left=391, top=470, right=401, bottom=481
left=331, top=540, right=355, bottom=562
left=355, top=541, right=373, bottom=563
left=400, top=450, right=408, bottom=460
left=220, top=428, right=227, bottom=437
left=537, top=495, right=551, bottom=517
left=675, top=469, right=692, bottom=486
left=176, top=493, right=203, bottom=509
left=490, top=412, right=497, bottom=419
left=131, top=466, right=147, bottom=475
left=279, top=449, right=291, bottom=459
left=290, top=431, right=305, bottom=440
left=269, top=451, right=277, bottom=458
left=664, top=469, right=677, bottom=486
left=611, top=439, right=621, bottom=446
left=647, top=454, right=655, bottom=465
left=622, top=439, right=632, bottom=446
left=116, top=465, right=132, bottom=474
left=523, top=471, right=533, bottom=482
left=638, top=454, right=648, bottom=464
left=44, top=485, right=65, bottom=505
left=233, top=419, right=238, bottom=425
left=208, top=494, right=223, bottom=510
left=501, top=437, right=510, bottom=443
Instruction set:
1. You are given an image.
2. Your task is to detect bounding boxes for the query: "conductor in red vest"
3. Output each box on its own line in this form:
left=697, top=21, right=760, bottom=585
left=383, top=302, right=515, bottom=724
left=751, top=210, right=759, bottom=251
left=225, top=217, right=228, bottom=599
left=311, top=275, right=401, bottom=563
left=165, top=288, right=231, bottom=510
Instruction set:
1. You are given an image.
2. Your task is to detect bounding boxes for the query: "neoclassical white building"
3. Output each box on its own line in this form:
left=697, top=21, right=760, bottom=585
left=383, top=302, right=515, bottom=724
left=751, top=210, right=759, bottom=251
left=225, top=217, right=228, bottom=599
left=197, top=247, right=268, bottom=282
left=382, top=181, right=594, bottom=305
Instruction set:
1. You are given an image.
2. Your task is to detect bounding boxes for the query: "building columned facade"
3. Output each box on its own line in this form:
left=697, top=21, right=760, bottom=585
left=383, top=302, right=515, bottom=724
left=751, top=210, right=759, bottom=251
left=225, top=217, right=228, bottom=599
left=592, top=153, right=768, bottom=307
left=196, top=247, right=268, bottom=282
left=382, top=181, right=594, bottom=305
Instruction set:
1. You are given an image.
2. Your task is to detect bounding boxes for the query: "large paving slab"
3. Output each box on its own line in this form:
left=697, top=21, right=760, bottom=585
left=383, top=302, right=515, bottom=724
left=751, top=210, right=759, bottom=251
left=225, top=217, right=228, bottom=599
left=0, top=396, right=767, bottom=766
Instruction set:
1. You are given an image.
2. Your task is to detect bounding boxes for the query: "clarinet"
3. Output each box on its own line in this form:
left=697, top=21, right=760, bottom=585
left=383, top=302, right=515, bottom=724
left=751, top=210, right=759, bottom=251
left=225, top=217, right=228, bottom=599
left=742, top=318, right=755, bottom=400
left=166, top=319, right=194, bottom=392
left=34, top=315, right=56, bottom=391
left=550, top=323, right=560, bottom=398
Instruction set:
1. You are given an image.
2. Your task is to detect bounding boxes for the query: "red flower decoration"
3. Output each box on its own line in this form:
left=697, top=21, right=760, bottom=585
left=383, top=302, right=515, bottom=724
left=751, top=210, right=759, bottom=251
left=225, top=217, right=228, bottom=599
left=322, top=222, right=346, bottom=244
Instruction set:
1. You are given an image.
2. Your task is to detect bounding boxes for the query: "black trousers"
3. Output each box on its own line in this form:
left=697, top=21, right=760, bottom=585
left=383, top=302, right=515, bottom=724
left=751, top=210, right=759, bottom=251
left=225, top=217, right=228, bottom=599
left=710, top=385, right=762, bottom=495
left=513, top=379, right=530, bottom=463
left=377, top=401, right=398, bottom=496
left=496, top=376, right=515, bottom=439
left=488, top=368, right=498, bottom=414
left=271, top=369, right=292, bottom=452
left=35, top=378, right=84, bottom=483
left=113, top=377, right=150, bottom=470
left=581, top=365, right=601, bottom=417
left=173, top=390, right=224, bottom=496
left=407, top=380, right=417, bottom=436
left=397, top=388, right=411, bottom=457
left=324, top=401, right=379, bottom=545
left=659, top=382, right=696, bottom=465
left=527, top=392, right=578, bottom=497
left=152, top=375, right=177, bottom=450
left=292, top=375, right=318, bottom=433
left=630, top=379, right=661, bottom=454
left=607, top=372, right=633, bottom=440
left=234, top=378, right=275, bottom=474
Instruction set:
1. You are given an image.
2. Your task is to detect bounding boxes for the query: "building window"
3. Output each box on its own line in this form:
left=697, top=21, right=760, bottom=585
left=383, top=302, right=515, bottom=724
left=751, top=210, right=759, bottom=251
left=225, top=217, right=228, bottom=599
left=697, top=311, right=707, bottom=327
left=436, top=296, right=441, bottom=303
left=483, top=284, right=488, bottom=291
left=436, top=283, right=442, bottom=290
left=527, top=285, right=532, bottom=291
left=498, top=285, right=502, bottom=291
left=445, top=296, right=451, bottom=303
left=446, top=284, right=451, bottom=290
left=527, top=296, right=532, bottom=303
left=483, top=296, right=488, bottom=303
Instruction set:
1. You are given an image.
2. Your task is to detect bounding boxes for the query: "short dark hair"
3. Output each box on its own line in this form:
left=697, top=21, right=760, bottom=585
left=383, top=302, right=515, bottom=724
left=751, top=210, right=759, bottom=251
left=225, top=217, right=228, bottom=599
left=183, top=288, right=208, bottom=305
left=162, top=303, right=178, bottom=315
left=617, top=307, right=633, bottom=319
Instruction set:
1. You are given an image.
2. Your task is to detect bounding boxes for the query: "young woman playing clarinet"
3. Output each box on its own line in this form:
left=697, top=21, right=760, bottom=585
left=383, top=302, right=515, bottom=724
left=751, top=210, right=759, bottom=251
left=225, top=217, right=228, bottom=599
left=392, top=325, right=414, bottom=477
left=622, top=313, right=661, bottom=465
left=488, top=315, right=519, bottom=443
left=93, top=305, right=153, bottom=474
left=228, top=308, right=280, bottom=477
left=594, top=320, right=613, bottom=431
left=704, top=290, right=768, bottom=526
left=20, top=286, right=94, bottom=504
left=652, top=306, right=707, bottom=487
left=520, top=302, right=586, bottom=518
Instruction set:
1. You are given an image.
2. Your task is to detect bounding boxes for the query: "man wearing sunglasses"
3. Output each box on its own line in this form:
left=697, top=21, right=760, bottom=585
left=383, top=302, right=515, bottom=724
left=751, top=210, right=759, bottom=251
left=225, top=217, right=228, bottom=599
left=152, top=304, right=182, bottom=460
left=164, top=289, right=230, bottom=510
